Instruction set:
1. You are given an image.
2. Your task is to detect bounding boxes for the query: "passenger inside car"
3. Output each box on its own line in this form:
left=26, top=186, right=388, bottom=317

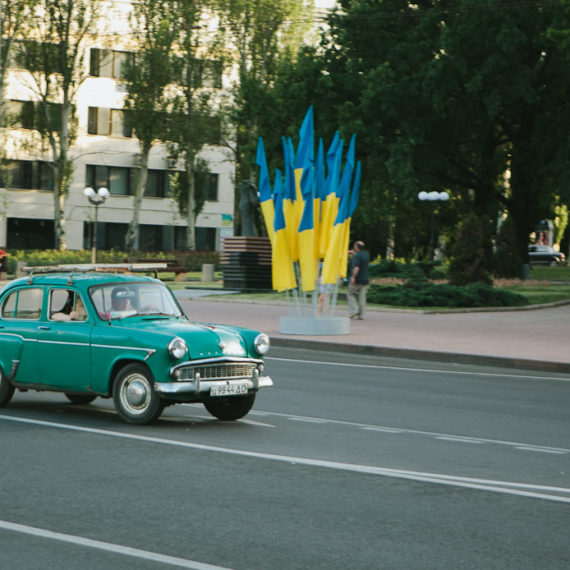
left=50, top=293, right=87, bottom=321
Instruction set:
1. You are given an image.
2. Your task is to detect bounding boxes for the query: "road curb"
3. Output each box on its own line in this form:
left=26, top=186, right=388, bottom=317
left=271, top=337, right=570, bottom=374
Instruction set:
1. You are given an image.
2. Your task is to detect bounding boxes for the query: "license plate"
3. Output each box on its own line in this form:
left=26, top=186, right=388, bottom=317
left=210, top=383, right=248, bottom=397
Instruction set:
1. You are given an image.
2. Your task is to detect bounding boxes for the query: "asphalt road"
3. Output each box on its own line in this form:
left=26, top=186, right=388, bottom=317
left=0, top=347, right=568, bottom=569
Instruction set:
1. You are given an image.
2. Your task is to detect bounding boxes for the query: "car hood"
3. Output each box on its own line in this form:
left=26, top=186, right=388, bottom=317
left=112, top=317, right=253, bottom=359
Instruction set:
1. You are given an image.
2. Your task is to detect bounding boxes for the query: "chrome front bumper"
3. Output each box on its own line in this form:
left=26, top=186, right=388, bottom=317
left=155, top=368, right=274, bottom=395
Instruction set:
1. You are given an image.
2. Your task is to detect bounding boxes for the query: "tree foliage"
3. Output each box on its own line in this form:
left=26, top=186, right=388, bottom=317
left=493, top=216, right=523, bottom=279
left=11, top=0, right=98, bottom=250
left=165, top=0, right=228, bottom=250
left=123, top=0, right=182, bottom=251
left=272, top=0, right=570, bottom=262
left=447, top=214, right=492, bottom=286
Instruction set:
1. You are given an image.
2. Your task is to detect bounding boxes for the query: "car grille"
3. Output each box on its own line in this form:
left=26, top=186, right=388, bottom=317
left=177, top=363, right=256, bottom=381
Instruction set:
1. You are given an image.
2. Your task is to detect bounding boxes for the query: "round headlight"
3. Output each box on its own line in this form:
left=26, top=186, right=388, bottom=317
left=254, top=333, right=270, bottom=355
left=168, top=337, right=187, bottom=360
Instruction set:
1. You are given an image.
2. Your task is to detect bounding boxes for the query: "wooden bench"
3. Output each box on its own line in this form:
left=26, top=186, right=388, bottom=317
left=125, top=258, right=186, bottom=276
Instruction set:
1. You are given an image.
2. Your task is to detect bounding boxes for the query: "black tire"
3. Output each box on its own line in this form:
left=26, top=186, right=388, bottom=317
left=0, top=369, right=15, bottom=407
left=204, top=393, right=256, bottom=421
left=113, top=363, right=164, bottom=424
left=65, top=393, right=97, bottom=405
left=549, top=259, right=559, bottom=266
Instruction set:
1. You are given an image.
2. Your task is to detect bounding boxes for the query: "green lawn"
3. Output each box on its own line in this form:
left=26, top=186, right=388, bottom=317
left=527, top=265, right=570, bottom=281
left=502, top=284, right=570, bottom=305
left=160, top=263, right=570, bottom=308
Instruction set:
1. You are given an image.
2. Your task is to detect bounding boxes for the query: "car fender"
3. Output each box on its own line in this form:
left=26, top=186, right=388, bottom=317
left=0, top=332, right=24, bottom=381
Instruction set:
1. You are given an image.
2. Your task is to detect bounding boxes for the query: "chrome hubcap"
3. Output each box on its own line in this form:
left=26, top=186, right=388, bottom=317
left=122, top=375, right=150, bottom=413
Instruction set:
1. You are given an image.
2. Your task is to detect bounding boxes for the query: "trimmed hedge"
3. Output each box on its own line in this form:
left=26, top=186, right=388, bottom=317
left=369, top=260, right=446, bottom=280
left=3, top=249, right=220, bottom=273
left=367, top=281, right=527, bottom=308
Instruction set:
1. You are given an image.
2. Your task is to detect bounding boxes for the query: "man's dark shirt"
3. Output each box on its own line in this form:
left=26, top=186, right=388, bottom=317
left=352, top=249, right=370, bottom=284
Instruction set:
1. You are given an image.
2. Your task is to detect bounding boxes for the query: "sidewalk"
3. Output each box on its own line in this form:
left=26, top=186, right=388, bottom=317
left=175, top=291, right=570, bottom=374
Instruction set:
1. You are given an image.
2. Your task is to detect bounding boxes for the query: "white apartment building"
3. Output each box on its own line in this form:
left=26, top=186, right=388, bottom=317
left=0, top=4, right=235, bottom=252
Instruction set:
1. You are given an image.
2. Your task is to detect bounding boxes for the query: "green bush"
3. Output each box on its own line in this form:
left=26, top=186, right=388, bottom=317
left=367, top=281, right=527, bottom=308
left=6, top=249, right=127, bottom=268
left=3, top=249, right=220, bottom=273
left=369, top=259, right=446, bottom=280
left=174, top=251, right=220, bottom=271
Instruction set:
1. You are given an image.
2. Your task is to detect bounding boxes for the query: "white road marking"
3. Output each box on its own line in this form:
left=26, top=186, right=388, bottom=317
left=0, top=519, right=232, bottom=569
left=250, top=410, right=570, bottom=455
left=361, top=427, right=403, bottom=434
left=239, top=418, right=276, bottom=428
left=266, top=356, right=570, bottom=382
left=1, top=414, right=569, bottom=503
left=514, top=446, right=568, bottom=455
left=287, top=417, right=327, bottom=424
left=435, top=436, right=485, bottom=444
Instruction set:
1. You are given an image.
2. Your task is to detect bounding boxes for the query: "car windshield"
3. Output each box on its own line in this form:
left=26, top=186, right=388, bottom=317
left=90, top=282, right=183, bottom=321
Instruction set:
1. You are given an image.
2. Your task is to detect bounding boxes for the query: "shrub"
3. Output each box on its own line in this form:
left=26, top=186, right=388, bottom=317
left=369, top=259, right=446, bottom=280
left=174, top=251, right=220, bottom=271
left=367, top=281, right=527, bottom=308
left=3, top=249, right=220, bottom=273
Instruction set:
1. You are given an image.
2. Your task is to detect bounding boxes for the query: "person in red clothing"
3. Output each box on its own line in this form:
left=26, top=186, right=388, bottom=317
left=0, top=249, right=7, bottom=280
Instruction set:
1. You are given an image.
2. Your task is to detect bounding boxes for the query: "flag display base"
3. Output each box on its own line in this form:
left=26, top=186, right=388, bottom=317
left=279, top=316, right=350, bottom=336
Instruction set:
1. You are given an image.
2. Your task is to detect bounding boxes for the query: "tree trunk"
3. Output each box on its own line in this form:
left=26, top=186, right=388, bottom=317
left=185, top=161, right=196, bottom=250
left=126, top=144, right=150, bottom=251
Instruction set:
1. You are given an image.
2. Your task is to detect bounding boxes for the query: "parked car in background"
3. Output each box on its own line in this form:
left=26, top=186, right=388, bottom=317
left=528, top=245, right=566, bottom=266
left=0, top=265, right=273, bottom=424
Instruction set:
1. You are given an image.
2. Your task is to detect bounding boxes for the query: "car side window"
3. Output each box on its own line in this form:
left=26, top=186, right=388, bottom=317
left=1, top=288, right=43, bottom=320
left=49, top=289, right=88, bottom=322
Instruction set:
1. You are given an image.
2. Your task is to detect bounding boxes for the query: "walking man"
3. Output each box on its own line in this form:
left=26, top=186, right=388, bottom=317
left=348, top=240, right=370, bottom=319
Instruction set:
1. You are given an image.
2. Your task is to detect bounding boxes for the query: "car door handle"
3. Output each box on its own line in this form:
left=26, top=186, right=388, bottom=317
left=39, top=326, right=51, bottom=330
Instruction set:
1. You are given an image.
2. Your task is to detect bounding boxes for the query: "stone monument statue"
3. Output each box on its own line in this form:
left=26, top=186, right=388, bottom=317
left=238, top=180, right=259, bottom=237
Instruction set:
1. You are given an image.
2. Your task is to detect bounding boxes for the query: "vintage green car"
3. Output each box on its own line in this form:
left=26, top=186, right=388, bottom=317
left=0, top=267, right=273, bottom=424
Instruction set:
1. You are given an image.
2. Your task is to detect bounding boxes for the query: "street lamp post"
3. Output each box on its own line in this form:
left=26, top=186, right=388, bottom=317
left=83, top=187, right=109, bottom=264
left=418, top=191, right=449, bottom=260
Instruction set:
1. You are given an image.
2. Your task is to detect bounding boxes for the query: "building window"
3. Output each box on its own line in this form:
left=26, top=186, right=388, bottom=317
left=88, top=107, right=131, bottom=137
left=1, top=100, right=63, bottom=131
left=1, top=100, right=34, bottom=129
left=86, top=165, right=132, bottom=195
left=145, top=170, right=169, bottom=198
left=89, top=48, right=133, bottom=79
left=0, top=161, right=53, bottom=191
left=9, top=40, right=61, bottom=74
left=196, top=172, right=218, bottom=202
left=186, top=58, right=223, bottom=89
left=174, top=226, right=217, bottom=251
left=139, top=224, right=163, bottom=251
left=7, top=218, right=55, bottom=249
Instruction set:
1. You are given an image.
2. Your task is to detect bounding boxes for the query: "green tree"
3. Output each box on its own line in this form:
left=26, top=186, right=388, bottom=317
left=302, top=0, right=570, bottom=262
left=493, top=216, right=523, bottom=279
left=12, top=0, right=99, bottom=250
left=448, top=214, right=492, bottom=286
left=217, top=0, right=309, bottom=232
left=123, top=0, right=181, bottom=251
left=1, top=0, right=32, bottom=123
left=166, top=0, right=227, bottom=250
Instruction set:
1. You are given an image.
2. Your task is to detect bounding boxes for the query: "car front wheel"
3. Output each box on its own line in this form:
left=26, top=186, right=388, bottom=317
left=204, top=393, right=256, bottom=421
left=0, top=369, right=15, bottom=407
left=113, top=363, right=164, bottom=424
left=549, top=259, right=559, bottom=266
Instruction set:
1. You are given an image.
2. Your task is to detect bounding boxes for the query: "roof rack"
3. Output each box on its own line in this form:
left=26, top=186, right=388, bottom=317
left=23, top=263, right=168, bottom=282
